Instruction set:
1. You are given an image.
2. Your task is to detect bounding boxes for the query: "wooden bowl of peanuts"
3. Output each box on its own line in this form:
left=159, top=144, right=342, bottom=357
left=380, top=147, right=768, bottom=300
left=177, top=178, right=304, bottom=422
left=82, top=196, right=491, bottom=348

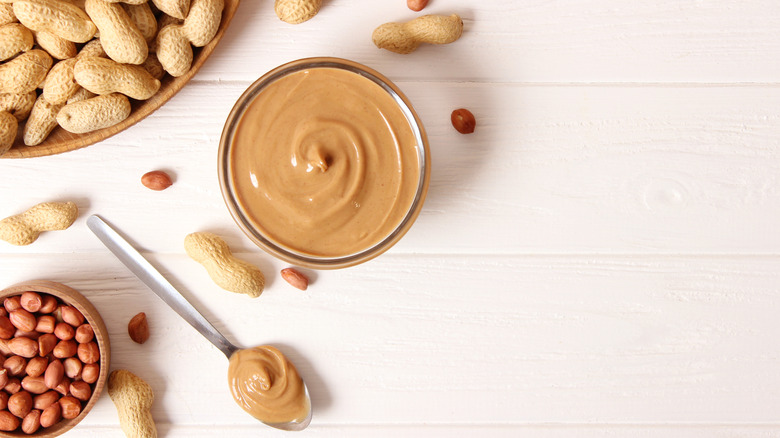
left=0, top=280, right=110, bottom=437
left=0, top=0, right=240, bottom=159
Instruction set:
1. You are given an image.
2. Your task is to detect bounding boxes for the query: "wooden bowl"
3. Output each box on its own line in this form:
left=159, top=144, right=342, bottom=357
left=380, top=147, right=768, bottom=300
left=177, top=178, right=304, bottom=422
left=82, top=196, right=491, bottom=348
left=1, top=0, right=241, bottom=159
left=0, top=280, right=110, bottom=437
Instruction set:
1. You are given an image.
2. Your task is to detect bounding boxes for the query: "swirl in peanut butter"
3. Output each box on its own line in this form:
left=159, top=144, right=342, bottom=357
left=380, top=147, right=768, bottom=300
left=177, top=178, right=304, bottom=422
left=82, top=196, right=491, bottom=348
left=227, top=346, right=309, bottom=424
left=229, top=67, right=420, bottom=257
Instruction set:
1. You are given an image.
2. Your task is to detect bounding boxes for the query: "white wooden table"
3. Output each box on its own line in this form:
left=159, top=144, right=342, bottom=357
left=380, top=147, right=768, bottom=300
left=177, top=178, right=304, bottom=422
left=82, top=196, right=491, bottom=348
left=2, top=1, right=779, bottom=436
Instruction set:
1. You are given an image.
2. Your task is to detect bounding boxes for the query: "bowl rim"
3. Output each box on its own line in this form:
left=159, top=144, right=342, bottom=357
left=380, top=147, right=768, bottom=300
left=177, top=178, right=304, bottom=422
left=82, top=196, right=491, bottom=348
left=0, top=280, right=110, bottom=438
left=218, top=56, right=431, bottom=270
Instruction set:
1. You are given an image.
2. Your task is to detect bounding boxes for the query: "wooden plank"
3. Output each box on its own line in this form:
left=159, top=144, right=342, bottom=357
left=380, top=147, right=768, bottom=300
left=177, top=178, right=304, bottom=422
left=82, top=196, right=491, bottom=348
left=68, top=424, right=780, bottom=438
left=2, top=83, right=779, bottom=255
left=198, top=0, right=780, bottom=83
left=0, top=253, right=778, bottom=425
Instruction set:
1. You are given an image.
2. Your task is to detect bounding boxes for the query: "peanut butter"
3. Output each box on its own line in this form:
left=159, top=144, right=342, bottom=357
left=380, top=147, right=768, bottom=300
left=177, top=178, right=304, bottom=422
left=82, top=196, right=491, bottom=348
left=227, top=66, right=421, bottom=258
left=227, top=345, right=309, bottom=424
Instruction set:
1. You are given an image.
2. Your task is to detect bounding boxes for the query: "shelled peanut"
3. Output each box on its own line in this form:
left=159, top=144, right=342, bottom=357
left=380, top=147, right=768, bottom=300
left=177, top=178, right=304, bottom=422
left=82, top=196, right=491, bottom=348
left=0, top=291, right=101, bottom=433
left=0, top=0, right=225, bottom=153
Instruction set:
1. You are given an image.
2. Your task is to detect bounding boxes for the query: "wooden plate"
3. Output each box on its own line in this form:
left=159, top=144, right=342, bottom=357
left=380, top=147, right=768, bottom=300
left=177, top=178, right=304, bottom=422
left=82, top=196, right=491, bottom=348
left=1, top=0, right=240, bottom=159
left=0, top=280, right=110, bottom=437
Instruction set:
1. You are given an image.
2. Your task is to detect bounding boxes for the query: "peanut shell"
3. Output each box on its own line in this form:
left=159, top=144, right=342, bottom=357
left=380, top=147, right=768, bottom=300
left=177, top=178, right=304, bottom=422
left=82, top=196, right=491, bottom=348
left=34, top=30, right=77, bottom=60
left=0, top=111, right=16, bottom=155
left=13, top=0, right=97, bottom=43
left=152, top=0, right=190, bottom=20
left=0, top=23, right=34, bottom=62
left=0, top=3, right=15, bottom=26
left=74, top=56, right=160, bottom=100
left=0, top=49, right=53, bottom=95
left=0, top=91, right=35, bottom=121
left=56, top=93, right=131, bottom=134
left=85, top=0, right=148, bottom=64
left=274, top=0, right=321, bottom=24
left=23, top=94, right=62, bottom=146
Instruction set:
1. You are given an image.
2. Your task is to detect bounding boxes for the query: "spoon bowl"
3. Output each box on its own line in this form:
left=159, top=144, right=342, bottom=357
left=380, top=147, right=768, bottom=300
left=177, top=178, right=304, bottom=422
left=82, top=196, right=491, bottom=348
left=86, top=214, right=312, bottom=431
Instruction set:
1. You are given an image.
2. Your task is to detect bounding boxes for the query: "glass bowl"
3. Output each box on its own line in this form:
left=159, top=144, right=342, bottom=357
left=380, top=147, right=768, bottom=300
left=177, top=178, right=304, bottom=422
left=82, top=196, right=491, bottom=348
left=218, top=57, right=430, bottom=269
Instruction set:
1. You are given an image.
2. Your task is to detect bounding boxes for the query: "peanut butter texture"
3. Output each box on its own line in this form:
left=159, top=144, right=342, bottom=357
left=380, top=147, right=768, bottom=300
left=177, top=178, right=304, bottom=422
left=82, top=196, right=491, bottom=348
left=229, top=67, right=420, bottom=257
left=227, top=346, right=309, bottom=424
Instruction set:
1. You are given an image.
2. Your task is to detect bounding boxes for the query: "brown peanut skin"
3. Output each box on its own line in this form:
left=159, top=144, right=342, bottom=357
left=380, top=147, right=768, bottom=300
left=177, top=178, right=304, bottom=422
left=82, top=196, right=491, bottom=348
left=9, top=337, right=37, bottom=358
left=25, top=356, right=48, bottom=378
left=38, top=333, right=57, bottom=357
left=3, top=356, right=26, bottom=376
left=53, top=376, right=70, bottom=396
left=35, top=315, right=55, bottom=333
left=21, top=375, right=48, bottom=394
left=39, top=401, right=61, bottom=427
left=5, top=378, right=21, bottom=394
left=39, top=295, right=58, bottom=314
left=451, top=108, right=476, bottom=134
left=60, top=306, right=84, bottom=326
left=3, top=298, right=20, bottom=313
left=59, top=395, right=80, bottom=419
left=77, top=341, right=99, bottom=364
left=128, top=312, right=150, bottom=344
left=281, top=268, right=309, bottom=290
left=75, top=323, right=94, bottom=343
left=8, top=390, right=32, bottom=418
left=69, top=380, right=92, bottom=401
left=9, top=309, right=37, bottom=332
left=0, top=315, right=15, bottom=339
left=52, top=339, right=77, bottom=359
left=33, top=391, right=58, bottom=410
left=54, top=322, right=75, bottom=340
left=81, top=363, right=99, bottom=384
left=63, top=357, right=82, bottom=379
left=44, top=359, right=64, bottom=389
left=21, top=409, right=41, bottom=434
left=407, top=0, right=428, bottom=12
left=20, top=292, right=42, bottom=313
left=0, top=410, right=19, bottom=431
left=141, top=170, right=172, bottom=191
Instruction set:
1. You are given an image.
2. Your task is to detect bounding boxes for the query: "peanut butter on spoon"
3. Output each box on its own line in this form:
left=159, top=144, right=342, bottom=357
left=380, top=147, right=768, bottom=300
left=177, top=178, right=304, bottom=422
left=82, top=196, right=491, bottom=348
left=87, top=215, right=313, bottom=431
left=228, top=345, right=310, bottom=424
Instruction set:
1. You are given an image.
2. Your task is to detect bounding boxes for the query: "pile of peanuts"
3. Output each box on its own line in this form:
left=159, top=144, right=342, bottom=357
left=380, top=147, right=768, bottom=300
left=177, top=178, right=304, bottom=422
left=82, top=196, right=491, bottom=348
left=0, top=0, right=225, bottom=155
left=0, top=291, right=100, bottom=434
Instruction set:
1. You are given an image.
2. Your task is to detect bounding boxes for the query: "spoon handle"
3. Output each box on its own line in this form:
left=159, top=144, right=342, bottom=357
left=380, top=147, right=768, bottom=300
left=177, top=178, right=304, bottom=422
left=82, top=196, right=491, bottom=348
left=87, top=215, right=239, bottom=359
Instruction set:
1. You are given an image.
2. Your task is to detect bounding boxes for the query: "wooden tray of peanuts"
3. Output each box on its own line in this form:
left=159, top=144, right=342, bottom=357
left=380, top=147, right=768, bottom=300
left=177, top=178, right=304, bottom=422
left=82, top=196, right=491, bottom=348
left=0, top=0, right=239, bottom=159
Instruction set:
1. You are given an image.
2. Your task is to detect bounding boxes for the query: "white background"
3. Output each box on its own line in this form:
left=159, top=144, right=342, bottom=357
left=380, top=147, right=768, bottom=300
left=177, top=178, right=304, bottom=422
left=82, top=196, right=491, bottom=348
left=2, top=0, right=780, bottom=436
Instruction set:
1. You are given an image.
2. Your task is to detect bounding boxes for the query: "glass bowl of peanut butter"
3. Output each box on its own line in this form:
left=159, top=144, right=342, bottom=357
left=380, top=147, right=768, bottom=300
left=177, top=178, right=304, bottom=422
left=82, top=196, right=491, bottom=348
left=218, top=57, right=430, bottom=269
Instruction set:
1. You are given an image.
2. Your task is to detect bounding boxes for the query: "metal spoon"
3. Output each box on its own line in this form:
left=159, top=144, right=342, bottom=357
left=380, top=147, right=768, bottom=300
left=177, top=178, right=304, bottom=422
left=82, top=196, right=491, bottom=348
left=86, top=214, right=313, bottom=431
